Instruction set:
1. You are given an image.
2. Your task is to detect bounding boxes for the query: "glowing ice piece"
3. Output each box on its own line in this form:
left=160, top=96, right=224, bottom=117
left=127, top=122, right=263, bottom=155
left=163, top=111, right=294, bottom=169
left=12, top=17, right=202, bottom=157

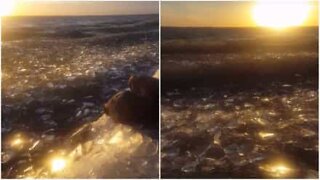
left=51, top=158, right=66, bottom=172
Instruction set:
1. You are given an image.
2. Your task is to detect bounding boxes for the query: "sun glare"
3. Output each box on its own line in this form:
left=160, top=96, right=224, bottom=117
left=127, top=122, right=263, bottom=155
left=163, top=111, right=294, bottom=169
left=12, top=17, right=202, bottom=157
left=0, top=0, right=16, bottom=16
left=259, top=162, right=294, bottom=178
left=50, top=157, right=67, bottom=172
left=253, top=0, right=311, bottom=29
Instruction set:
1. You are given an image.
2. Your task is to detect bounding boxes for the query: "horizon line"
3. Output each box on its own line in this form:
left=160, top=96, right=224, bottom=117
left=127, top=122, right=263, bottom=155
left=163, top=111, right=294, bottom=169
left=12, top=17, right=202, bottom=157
left=2, top=13, right=159, bottom=18
left=162, top=25, right=319, bottom=28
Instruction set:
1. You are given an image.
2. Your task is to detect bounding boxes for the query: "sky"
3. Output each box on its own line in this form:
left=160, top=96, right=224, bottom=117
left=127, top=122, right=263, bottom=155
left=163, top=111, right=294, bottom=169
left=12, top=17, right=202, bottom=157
left=12, top=1, right=159, bottom=16
left=162, top=1, right=318, bottom=27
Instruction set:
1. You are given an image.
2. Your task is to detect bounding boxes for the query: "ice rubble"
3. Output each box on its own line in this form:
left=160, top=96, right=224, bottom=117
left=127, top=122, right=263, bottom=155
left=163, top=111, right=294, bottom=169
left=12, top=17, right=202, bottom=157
left=161, top=82, right=318, bottom=178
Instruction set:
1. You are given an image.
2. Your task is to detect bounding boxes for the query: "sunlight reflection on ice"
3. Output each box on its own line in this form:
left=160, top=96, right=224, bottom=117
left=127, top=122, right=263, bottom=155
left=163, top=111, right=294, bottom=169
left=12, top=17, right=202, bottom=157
left=8, top=115, right=158, bottom=178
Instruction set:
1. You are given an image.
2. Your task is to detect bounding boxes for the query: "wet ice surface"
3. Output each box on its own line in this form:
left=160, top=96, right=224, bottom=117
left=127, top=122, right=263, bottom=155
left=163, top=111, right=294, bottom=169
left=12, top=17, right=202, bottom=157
left=2, top=15, right=159, bottom=178
left=161, top=27, right=318, bottom=178
left=161, top=79, right=318, bottom=178
left=162, top=52, right=318, bottom=66
left=2, top=115, right=158, bottom=178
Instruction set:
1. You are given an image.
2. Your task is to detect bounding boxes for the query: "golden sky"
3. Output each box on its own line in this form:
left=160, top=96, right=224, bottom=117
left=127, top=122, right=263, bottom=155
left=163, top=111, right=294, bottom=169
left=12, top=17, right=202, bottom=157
left=11, top=1, right=158, bottom=16
left=162, top=1, right=318, bottom=27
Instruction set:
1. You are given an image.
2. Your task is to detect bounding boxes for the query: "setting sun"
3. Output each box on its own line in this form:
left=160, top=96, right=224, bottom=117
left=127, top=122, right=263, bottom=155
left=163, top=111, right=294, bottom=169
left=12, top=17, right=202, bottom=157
left=0, top=0, right=16, bottom=16
left=253, top=0, right=311, bottom=29
left=0, top=0, right=17, bottom=16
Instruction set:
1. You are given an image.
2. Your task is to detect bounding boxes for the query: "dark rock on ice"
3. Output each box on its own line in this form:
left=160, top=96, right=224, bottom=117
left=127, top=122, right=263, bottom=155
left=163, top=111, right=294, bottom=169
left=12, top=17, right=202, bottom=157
left=128, top=75, right=158, bottom=99
left=104, top=90, right=157, bottom=129
left=104, top=74, right=159, bottom=130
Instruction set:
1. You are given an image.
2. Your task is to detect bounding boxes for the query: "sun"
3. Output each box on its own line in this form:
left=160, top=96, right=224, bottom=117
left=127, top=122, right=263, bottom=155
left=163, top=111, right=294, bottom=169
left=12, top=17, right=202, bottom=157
left=0, top=0, right=16, bottom=16
left=252, top=0, right=311, bottom=29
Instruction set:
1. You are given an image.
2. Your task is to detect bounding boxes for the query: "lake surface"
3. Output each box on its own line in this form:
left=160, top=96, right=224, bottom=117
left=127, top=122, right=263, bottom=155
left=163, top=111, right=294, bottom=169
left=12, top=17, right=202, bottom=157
left=2, top=15, right=159, bottom=178
left=161, top=27, right=318, bottom=178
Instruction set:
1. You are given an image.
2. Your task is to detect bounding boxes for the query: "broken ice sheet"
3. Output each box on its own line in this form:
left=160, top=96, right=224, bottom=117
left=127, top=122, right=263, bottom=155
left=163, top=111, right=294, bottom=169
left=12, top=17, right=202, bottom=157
left=4, top=115, right=158, bottom=179
left=2, top=15, right=159, bottom=178
left=162, top=83, right=318, bottom=178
